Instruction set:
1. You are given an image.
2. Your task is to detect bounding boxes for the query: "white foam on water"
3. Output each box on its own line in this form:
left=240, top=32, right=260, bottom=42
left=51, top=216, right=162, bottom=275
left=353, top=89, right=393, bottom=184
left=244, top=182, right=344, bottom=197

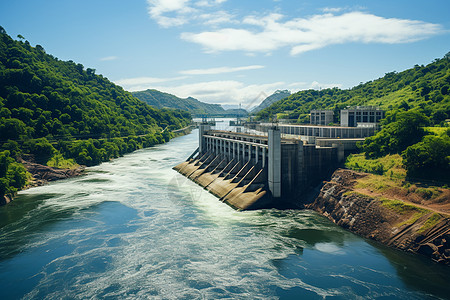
left=2, top=130, right=448, bottom=299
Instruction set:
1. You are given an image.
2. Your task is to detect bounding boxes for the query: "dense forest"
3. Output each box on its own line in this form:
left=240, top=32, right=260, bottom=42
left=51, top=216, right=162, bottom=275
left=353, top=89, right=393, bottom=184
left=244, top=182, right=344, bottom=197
left=0, top=27, right=191, bottom=198
left=133, top=89, right=248, bottom=117
left=256, top=53, right=450, bottom=125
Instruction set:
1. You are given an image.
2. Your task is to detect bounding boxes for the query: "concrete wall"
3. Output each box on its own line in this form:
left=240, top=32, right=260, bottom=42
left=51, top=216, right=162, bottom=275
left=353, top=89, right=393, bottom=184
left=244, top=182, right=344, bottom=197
left=177, top=129, right=342, bottom=209
left=254, top=123, right=376, bottom=139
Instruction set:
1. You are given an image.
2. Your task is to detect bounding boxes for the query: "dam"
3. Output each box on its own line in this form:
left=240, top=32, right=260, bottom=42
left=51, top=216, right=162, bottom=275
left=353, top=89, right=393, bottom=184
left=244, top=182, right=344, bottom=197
left=174, top=124, right=344, bottom=210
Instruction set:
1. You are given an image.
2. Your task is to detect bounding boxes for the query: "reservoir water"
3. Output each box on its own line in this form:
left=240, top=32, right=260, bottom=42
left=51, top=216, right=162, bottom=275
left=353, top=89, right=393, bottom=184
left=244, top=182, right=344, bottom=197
left=1, top=128, right=450, bottom=299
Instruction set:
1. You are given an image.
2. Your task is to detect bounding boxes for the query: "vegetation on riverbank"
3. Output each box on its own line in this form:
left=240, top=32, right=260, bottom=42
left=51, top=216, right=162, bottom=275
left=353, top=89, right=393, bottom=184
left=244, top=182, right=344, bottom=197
left=255, top=53, right=450, bottom=185
left=0, top=27, right=191, bottom=199
left=344, top=110, right=450, bottom=183
left=256, top=53, right=450, bottom=125
left=310, top=169, right=450, bottom=265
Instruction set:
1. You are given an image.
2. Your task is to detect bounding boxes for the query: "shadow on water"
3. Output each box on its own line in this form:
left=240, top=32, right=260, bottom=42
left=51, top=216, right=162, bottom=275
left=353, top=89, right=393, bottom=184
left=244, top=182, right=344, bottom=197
left=368, top=240, right=450, bottom=299
left=252, top=209, right=450, bottom=299
left=0, top=193, right=82, bottom=261
left=256, top=209, right=352, bottom=248
left=0, top=190, right=138, bottom=263
left=1, top=200, right=139, bottom=300
left=0, top=193, right=61, bottom=229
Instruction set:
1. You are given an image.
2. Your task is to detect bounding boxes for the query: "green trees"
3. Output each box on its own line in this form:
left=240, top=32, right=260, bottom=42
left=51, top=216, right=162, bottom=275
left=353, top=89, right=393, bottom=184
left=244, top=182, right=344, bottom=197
left=360, top=110, right=449, bottom=182
left=362, top=110, right=429, bottom=158
left=402, top=134, right=450, bottom=182
left=0, top=150, right=27, bottom=197
left=0, top=30, right=191, bottom=147
left=0, top=29, right=191, bottom=192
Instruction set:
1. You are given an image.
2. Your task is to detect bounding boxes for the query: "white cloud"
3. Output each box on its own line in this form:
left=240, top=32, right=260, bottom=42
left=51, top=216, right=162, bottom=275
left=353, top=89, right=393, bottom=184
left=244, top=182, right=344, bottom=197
left=199, top=10, right=236, bottom=26
left=321, top=7, right=343, bottom=13
left=114, top=76, right=187, bottom=90
left=147, top=0, right=229, bottom=27
left=196, top=0, right=227, bottom=7
left=100, top=56, right=119, bottom=61
left=179, top=65, right=264, bottom=75
left=147, top=0, right=194, bottom=27
left=181, top=11, right=443, bottom=55
left=150, top=80, right=285, bottom=106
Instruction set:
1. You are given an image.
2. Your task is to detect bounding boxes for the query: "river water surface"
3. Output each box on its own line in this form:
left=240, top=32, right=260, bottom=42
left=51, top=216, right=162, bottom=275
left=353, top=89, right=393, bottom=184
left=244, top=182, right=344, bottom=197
left=1, top=129, right=450, bottom=299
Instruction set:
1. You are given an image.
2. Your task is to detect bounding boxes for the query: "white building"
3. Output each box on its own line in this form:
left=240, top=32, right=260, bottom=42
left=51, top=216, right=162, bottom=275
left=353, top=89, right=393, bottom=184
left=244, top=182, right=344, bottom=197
left=340, top=106, right=385, bottom=127
left=310, top=110, right=334, bottom=125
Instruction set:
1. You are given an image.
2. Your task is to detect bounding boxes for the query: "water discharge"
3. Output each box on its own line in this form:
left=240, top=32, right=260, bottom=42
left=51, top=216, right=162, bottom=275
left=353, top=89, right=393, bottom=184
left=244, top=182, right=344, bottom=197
left=1, top=129, right=450, bottom=299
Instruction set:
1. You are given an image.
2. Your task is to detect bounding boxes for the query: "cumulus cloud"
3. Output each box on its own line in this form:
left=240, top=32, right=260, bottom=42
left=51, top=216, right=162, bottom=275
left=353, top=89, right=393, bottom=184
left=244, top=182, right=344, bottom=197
left=147, top=0, right=229, bottom=27
left=147, top=0, right=194, bottom=27
left=181, top=11, right=443, bottom=55
left=179, top=65, right=264, bottom=75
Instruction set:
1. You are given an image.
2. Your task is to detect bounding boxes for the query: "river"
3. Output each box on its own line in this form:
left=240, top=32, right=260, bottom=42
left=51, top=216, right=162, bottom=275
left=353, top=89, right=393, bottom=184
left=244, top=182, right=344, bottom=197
left=1, top=127, right=450, bottom=299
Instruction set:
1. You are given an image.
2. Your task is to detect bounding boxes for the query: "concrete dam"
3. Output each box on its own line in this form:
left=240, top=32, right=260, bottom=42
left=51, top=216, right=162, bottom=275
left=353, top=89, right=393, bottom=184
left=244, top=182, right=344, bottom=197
left=174, top=124, right=344, bottom=210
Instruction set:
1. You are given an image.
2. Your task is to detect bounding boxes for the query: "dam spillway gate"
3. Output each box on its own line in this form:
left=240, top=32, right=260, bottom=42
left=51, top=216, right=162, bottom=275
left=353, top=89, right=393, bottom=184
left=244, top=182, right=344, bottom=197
left=174, top=125, right=344, bottom=210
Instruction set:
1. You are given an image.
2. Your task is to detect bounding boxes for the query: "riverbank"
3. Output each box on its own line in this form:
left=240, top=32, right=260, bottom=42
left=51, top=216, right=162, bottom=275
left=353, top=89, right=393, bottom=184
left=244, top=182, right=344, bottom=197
left=0, top=160, right=85, bottom=206
left=0, top=128, right=194, bottom=206
left=308, top=169, right=450, bottom=265
left=22, top=160, right=85, bottom=187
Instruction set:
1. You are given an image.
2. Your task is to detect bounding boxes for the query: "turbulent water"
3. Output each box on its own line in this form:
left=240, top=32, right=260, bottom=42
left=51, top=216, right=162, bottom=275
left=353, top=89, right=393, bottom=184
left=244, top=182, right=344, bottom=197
left=1, top=127, right=450, bottom=299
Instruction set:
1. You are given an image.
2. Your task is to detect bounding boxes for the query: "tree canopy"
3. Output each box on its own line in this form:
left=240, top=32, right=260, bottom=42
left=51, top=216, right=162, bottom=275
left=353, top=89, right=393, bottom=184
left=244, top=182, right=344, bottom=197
left=0, top=28, right=191, bottom=197
left=362, top=110, right=430, bottom=158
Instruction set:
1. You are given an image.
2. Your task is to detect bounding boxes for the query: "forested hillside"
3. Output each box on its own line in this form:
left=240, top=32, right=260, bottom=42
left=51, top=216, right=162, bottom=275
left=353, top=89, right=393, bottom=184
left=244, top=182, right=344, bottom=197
left=0, top=27, right=191, bottom=198
left=257, top=54, right=450, bottom=125
left=133, top=89, right=224, bottom=115
left=133, top=89, right=248, bottom=117
left=256, top=54, right=450, bottom=183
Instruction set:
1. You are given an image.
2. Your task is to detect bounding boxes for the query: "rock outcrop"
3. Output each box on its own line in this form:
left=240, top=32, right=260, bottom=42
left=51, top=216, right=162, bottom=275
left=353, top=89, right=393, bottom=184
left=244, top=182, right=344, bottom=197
left=22, top=161, right=84, bottom=185
left=308, top=169, right=450, bottom=265
left=0, top=161, right=85, bottom=206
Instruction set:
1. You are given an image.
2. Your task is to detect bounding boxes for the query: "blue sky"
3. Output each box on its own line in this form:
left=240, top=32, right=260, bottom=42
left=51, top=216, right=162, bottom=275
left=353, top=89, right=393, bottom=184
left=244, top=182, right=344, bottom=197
left=1, top=0, right=449, bottom=108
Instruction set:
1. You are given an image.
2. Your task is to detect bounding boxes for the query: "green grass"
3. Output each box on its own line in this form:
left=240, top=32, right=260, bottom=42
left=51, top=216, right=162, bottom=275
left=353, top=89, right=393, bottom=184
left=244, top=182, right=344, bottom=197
left=418, top=213, right=443, bottom=234
left=345, top=153, right=406, bottom=179
left=380, top=198, right=429, bottom=227
left=46, top=153, right=79, bottom=169
left=355, top=175, right=397, bottom=192
left=380, top=198, right=428, bottom=215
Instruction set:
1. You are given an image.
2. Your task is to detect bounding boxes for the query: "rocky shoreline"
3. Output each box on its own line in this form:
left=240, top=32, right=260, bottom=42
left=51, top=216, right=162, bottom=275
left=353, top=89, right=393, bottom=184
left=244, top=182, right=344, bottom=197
left=0, top=161, right=85, bottom=206
left=21, top=160, right=85, bottom=186
left=307, top=169, right=450, bottom=265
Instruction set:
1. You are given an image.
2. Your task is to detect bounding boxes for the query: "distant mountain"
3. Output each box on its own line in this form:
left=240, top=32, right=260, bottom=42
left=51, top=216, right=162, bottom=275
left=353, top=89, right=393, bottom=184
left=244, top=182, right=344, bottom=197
left=132, top=89, right=225, bottom=116
left=251, top=90, right=291, bottom=113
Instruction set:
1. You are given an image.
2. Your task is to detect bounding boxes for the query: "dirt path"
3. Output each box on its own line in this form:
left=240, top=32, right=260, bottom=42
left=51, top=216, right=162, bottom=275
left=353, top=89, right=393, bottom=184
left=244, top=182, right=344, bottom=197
left=354, top=187, right=450, bottom=216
